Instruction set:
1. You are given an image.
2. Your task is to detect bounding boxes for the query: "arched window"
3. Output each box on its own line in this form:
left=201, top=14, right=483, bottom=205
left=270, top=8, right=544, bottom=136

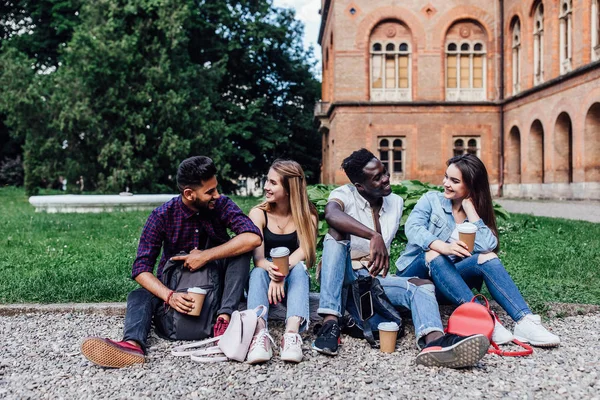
left=512, top=19, right=521, bottom=94
left=371, top=40, right=412, bottom=101
left=378, top=137, right=405, bottom=180
left=560, top=0, right=573, bottom=74
left=446, top=41, right=486, bottom=100
left=453, top=137, right=481, bottom=157
left=534, top=3, right=544, bottom=84
left=593, top=0, right=600, bottom=61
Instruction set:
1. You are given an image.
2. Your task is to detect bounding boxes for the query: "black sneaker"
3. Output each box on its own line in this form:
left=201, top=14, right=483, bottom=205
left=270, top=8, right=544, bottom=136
left=311, top=320, right=341, bottom=356
left=415, top=334, right=489, bottom=368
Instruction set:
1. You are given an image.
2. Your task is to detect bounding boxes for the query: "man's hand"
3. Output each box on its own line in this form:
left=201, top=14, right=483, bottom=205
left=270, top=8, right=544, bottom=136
left=268, top=280, right=285, bottom=304
left=169, top=292, right=195, bottom=314
left=368, top=233, right=389, bottom=277
left=170, top=251, right=210, bottom=271
left=266, top=262, right=285, bottom=282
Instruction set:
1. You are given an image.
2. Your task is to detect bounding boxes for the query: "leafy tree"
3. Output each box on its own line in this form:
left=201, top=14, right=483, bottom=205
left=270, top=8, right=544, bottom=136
left=0, top=0, right=321, bottom=194
left=0, top=0, right=82, bottom=68
left=189, top=1, right=321, bottom=184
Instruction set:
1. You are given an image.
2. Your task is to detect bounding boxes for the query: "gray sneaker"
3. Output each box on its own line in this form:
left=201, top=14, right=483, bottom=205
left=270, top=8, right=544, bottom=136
left=416, top=334, right=489, bottom=368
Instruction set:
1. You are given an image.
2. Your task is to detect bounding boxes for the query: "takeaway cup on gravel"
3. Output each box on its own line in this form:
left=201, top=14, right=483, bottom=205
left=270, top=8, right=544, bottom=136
left=270, top=247, right=290, bottom=276
left=378, top=322, right=400, bottom=353
left=187, top=287, right=207, bottom=317
left=457, top=222, right=477, bottom=252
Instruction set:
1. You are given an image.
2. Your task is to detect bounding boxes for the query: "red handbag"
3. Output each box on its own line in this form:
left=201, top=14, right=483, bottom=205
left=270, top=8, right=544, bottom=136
left=446, top=294, right=533, bottom=357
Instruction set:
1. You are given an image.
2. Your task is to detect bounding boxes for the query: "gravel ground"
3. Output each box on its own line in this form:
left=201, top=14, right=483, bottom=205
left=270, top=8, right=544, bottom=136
left=1, top=311, right=599, bottom=400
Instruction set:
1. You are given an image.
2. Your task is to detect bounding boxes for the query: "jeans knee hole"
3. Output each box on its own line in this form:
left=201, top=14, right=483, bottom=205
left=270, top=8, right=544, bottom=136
left=419, top=284, right=436, bottom=295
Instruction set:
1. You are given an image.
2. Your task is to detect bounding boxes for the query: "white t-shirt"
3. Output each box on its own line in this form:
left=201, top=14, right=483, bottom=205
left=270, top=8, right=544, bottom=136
left=327, top=184, right=404, bottom=267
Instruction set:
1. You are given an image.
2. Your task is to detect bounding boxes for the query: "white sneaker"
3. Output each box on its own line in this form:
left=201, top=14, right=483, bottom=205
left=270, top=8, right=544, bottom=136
left=246, top=328, right=274, bottom=364
left=492, top=317, right=514, bottom=345
left=280, top=333, right=303, bottom=363
left=513, top=314, right=560, bottom=347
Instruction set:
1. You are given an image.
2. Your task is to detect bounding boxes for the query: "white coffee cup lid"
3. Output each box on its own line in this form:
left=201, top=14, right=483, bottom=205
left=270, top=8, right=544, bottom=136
left=457, top=222, right=477, bottom=233
left=187, top=287, right=207, bottom=294
left=270, top=247, right=290, bottom=257
left=377, top=322, right=400, bottom=332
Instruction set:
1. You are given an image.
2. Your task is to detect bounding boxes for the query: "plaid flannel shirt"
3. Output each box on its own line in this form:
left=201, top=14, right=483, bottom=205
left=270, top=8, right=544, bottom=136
left=131, top=195, right=261, bottom=279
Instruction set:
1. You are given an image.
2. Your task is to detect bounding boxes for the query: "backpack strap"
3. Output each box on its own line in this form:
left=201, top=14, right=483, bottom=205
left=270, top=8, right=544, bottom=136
left=190, top=347, right=229, bottom=363
left=171, top=337, right=219, bottom=356
left=488, top=339, right=534, bottom=357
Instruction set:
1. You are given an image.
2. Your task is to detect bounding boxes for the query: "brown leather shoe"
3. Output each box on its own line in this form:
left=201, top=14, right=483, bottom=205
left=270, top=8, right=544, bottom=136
left=81, top=337, right=145, bottom=368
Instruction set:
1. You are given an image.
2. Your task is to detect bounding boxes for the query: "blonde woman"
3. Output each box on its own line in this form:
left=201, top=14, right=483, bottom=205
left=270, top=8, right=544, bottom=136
left=246, top=160, right=318, bottom=363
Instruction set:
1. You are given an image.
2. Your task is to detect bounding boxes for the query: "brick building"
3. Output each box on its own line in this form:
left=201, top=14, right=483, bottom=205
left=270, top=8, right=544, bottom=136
left=314, top=0, right=600, bottom=199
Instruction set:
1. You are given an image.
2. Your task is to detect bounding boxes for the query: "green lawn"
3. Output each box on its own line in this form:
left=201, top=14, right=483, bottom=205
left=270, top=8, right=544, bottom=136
left=1, top=187, right=598, bottom=313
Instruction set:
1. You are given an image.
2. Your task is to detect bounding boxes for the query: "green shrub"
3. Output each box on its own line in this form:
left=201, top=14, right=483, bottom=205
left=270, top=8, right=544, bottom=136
left=307, top=181, right=509, bottom=247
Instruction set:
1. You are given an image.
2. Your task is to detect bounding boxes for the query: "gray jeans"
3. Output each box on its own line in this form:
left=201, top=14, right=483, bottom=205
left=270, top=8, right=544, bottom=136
left=122, top=252, right=250, bottom=352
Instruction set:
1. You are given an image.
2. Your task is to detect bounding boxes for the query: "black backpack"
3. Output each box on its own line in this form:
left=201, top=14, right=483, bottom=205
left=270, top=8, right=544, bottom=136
left=153, top=253, right=221, bottom=341
left=344, top=275, right=405, bottom=348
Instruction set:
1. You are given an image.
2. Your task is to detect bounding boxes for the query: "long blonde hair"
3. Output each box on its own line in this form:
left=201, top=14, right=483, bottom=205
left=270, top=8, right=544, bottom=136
left=255, top=160, right=318, bottom=268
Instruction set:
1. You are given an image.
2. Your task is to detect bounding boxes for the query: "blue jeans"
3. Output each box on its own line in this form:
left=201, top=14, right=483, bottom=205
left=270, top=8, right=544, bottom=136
left=399, top=252, right=532, bottom=321
left=247, top=262, right=310, bottom=332
left=318, top=234, right=444, bottom=348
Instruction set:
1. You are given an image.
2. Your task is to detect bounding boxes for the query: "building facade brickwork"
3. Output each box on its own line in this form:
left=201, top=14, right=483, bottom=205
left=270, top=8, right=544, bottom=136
left=315, top=0, right=600, bottom=199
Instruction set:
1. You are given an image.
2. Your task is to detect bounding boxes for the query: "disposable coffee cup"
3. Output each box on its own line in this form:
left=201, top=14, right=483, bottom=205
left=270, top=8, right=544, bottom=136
left=187, top=287, right=207, bottom=316
left=457, top=222, right=478, bottom=252
left=378, top=322, right=400, bottom=353
left=270, top=247, right=290, bottom=276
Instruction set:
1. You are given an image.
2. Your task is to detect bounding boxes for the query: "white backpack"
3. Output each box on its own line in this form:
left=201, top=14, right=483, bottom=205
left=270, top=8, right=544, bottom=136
left=171, top=305, right=267, bottom=362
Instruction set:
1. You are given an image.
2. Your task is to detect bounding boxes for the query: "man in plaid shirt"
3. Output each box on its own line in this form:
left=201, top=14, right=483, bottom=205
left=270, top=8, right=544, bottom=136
left=81, top=156, right=262, bottom=368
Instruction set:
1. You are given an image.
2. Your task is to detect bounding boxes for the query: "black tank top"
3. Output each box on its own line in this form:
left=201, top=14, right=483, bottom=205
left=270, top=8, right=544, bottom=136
left=263, top=210, right=299, bottom=258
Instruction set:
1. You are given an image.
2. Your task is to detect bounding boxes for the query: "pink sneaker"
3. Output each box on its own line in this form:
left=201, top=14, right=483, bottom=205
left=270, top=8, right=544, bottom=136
left=80, top=337, right=144, bottom=368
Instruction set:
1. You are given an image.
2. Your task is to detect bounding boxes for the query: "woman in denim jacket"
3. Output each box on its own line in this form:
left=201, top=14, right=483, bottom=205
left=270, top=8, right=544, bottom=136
left=396, top=154, right=560, bottom=347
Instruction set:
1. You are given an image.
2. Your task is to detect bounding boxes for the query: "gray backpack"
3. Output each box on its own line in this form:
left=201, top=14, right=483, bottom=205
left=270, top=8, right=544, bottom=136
left=154, top=253, right=220, bottom=340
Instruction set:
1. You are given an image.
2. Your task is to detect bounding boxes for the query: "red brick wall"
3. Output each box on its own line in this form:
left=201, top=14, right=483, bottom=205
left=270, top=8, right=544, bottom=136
left=317, top=0, right=600, bottom=198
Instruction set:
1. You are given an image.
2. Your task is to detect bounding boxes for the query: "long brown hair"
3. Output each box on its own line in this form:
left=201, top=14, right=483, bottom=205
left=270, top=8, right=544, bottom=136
left=447, top=154, right=499, bottom=251
left=255, top=160, right=318, bottom=268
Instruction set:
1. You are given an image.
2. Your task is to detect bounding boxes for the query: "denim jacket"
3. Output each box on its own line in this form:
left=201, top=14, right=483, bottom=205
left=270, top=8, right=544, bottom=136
left=395, top=191, right=498, bottom=273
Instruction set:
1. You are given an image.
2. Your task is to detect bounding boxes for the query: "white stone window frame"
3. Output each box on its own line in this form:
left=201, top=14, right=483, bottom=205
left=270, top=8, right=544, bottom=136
left=445, top=41, right=487, bottom=102
left=592, top=0, right=600, bottom=61
left=377, top=137, right=406, bottom=181
left=370, top=41, right=412, bottom=102
left=560, top=0, right=573, bottom=74
left=512, top=20, right=522, bottom=95
left=534, top=3, right=545, bottom=85
left=453, top=136, right=481, bottom=158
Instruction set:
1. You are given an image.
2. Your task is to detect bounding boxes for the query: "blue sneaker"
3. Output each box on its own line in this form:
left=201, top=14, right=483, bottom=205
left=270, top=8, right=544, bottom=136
left=312, top=320, right=341, bottom=356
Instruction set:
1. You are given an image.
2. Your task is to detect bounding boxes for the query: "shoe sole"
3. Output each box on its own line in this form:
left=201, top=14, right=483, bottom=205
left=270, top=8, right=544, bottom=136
left=281, top=356, right=303, bottom=363
left=513, top=335, right=560, bottom=348
left=246, top=354, right=272, bottom=364
left=281, top=352, right=303, bottom=363
left=311, top=342, right=338, bottom=356
left=81, top=338, right=145, bottom=368
left=416, top=335, right=489, bottom=369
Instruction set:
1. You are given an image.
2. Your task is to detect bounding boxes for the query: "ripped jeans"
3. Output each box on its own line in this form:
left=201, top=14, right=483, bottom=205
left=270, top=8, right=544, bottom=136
left=318, top=234, right=444, bottom=348
left=398, top=252, right=531, bottom=322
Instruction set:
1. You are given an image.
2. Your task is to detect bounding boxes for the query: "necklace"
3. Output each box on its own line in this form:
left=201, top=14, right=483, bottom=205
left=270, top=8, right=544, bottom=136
left=273, top=214, right=292, bottom=232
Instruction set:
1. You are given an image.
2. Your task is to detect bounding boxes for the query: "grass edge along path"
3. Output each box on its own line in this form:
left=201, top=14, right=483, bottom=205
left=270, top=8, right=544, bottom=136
left=1, top=187, right=598, bottom=314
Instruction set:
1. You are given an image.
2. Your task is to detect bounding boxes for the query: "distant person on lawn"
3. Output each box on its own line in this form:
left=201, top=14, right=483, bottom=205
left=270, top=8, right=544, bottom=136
left=312, top=148, right=489, bottom=368
left=80, top=156, right=262, bottom=368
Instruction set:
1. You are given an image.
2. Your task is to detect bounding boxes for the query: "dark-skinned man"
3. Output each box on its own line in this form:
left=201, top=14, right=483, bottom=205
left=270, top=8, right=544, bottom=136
left=312, top=149, right=489, bottom=368
left=81, top=156, right=262, bottom=368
